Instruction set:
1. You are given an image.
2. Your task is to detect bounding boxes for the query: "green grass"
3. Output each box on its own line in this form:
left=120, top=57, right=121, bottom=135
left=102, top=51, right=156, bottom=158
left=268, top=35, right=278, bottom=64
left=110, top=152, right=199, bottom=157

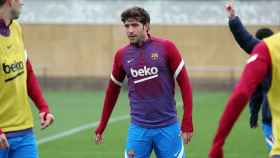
left=30, top=90, right=268, bottom=158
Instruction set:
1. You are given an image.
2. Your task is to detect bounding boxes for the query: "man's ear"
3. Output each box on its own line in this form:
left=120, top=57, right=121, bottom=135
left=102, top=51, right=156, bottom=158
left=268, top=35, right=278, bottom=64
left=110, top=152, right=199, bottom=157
left=144, top=23, right=150, bottom=32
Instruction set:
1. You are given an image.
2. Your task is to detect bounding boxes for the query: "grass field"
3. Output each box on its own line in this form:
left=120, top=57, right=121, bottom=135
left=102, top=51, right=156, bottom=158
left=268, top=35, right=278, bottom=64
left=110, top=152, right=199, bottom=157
left=31, top=90, right=269, bottom=158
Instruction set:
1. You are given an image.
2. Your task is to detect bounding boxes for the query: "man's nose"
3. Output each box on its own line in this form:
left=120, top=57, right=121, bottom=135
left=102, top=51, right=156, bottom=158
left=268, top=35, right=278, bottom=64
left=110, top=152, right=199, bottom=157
left=127, top=26, right=134, bottom=33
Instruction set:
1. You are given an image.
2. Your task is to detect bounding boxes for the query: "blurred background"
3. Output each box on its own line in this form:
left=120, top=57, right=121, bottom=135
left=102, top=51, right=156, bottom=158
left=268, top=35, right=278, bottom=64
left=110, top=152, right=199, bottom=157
left=20, top=0, right=280, bottom=157
left=21, top=0, right=280, bottom=91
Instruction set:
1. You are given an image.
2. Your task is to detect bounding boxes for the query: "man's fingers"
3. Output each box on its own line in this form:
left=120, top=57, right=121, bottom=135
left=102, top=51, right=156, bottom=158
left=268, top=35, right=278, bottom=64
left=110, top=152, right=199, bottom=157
left=186, top=135, right=191, bottom=144
left=41, top=121, right=49, bottom=129
left=95, top=134, right=103, bottom=144
left=229, top=0, right=235, bottom=9
left=2, top=138, right=9, bottom=148
left=40, top=113, right=55, bottom=129
left=225, top=0, right=236, bottom=18
left=41, top=119, right=52, bottom=129
left=95, top=135, right=101, bottom=144
left=46, top=114, right=55, bottom=125
left=225, top=3, right=233, bottom=11
left=182, top=132, right=193, bottom=144
left=186, top=134, right=192, bottom=144
left=225, top=4, right=231, bottom=9
left=0, top=135, right=9, bottom=149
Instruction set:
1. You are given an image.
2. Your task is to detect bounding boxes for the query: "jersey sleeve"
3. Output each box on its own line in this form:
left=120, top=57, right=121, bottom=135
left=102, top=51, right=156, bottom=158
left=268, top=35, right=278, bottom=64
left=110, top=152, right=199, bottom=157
left=165, top=40, right=193, bottom=132
left=110, top=50, right=126, bottom=86
left=95, top=49, right=126, bottom=135
left=26, top=58, right=50, bottom=113
left=228, top=16, right=260, bottom=54
left=209, top=41, right=271, bottom=158
left=165, top=40, right=185, bottom=78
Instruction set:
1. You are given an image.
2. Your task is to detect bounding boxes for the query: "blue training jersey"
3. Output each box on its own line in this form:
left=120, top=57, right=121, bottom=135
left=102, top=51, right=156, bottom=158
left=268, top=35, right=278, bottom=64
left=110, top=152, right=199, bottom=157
left=111, top=37, right=186, bottom=128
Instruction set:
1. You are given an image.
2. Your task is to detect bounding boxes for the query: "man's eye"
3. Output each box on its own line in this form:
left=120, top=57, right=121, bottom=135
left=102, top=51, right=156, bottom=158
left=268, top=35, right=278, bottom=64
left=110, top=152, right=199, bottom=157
left=131, top=23, right=139, bottom=27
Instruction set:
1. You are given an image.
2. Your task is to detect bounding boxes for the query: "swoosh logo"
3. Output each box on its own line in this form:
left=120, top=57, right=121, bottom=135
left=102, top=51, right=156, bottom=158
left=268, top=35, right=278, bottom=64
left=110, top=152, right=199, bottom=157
left=127, top=58, right=135, bottom=63
left=5, top=71, right=24, bottom=82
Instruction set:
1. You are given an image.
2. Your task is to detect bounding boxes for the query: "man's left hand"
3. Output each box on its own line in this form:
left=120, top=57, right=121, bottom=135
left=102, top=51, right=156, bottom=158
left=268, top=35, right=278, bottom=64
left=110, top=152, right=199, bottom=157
left=181, top=132, right=193, bottom=144
left=39, top=112, right=55, bottom=129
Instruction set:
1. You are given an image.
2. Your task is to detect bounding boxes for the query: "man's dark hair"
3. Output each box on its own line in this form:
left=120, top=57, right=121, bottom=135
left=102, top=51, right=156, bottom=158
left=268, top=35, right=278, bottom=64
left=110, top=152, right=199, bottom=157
left=255, top=28, right=274, bottom=40
left=121, top=6, right=150, bottom=25
left=0, top=0, right=5, bottom=7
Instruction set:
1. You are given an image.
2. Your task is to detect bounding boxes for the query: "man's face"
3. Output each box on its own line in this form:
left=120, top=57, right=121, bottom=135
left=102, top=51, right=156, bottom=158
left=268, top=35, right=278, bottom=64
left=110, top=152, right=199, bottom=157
left=10, top=0, right=23, bottom=20
left=124, top=18, right=149, bottom=44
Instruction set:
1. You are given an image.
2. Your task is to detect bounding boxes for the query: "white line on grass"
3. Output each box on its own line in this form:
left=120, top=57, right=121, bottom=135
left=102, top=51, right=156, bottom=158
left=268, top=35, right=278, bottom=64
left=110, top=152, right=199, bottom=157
left=38, top=115, right=130, bottom=145
left=38, top=102, right=184, bottom=145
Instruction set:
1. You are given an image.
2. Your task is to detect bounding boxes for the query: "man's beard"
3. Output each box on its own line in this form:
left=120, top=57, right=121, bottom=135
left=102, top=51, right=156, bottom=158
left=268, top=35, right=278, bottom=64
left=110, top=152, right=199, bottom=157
left=11, top=10, right=20, bottom=20
left=131, top=34, right=145, bottom=44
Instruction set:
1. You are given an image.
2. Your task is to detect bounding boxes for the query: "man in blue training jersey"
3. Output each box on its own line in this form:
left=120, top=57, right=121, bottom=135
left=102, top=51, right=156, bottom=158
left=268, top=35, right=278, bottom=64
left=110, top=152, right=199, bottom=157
left=226, top=1, right=274, bottom=150
left=94, top=6, right=194, bottom=158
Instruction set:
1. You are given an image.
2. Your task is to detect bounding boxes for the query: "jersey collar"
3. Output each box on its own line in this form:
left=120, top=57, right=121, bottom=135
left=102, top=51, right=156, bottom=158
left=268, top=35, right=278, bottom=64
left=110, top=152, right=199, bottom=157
left=0, top=19, right=11, bottom=37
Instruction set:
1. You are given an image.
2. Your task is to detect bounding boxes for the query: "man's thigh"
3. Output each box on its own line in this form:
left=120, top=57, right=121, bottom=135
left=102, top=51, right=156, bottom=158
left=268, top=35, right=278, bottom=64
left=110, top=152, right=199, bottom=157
left=9, top=133, right=38, bottom=158
left=153, top=123, right=186, bottom=158
left=0, top=148, right=8, bottom=158
left=125, top=124, right=153, bottom=158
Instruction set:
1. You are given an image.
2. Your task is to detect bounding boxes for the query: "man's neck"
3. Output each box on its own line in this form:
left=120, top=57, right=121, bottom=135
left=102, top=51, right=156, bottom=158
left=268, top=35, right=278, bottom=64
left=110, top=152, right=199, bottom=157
left=0, top=7, right=12, bottom=27
left=133, top=33, right=151, bottom=47
left=0, top=18, right=11, bottom=37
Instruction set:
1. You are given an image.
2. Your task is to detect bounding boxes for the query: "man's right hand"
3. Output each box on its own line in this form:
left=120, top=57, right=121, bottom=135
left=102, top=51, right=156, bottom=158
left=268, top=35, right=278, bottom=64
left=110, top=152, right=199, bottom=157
left=94, top=133, right=103, bottom=145
left=225, top=0, right=236, bottom=19
left=182, top=132, right=193, bottom=144
left=0, top=133, right=9, bottom=149
left=39, top=112, right=55, bottom=130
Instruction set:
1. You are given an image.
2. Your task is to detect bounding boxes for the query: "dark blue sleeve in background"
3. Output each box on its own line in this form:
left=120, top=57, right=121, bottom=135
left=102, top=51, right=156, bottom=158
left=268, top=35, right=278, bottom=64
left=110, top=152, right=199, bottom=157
left=228, top=16, right=260, bottom=54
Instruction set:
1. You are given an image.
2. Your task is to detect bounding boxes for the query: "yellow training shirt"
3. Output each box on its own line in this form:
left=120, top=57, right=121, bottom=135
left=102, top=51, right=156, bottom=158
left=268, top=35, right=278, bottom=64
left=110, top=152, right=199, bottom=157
left=0, top=20, right=33, bottom=132
left=264, top=33, right=280, bottom=156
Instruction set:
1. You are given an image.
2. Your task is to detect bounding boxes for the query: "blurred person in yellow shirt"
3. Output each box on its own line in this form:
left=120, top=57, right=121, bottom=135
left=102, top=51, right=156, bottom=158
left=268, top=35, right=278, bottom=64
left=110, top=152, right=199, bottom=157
left=0, top=0, right=54, bottom=158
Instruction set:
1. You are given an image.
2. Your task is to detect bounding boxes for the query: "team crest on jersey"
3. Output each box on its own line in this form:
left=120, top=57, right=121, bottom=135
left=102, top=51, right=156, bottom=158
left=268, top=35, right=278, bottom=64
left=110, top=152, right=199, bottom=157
left=151, top=52, right=159, bottom=61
